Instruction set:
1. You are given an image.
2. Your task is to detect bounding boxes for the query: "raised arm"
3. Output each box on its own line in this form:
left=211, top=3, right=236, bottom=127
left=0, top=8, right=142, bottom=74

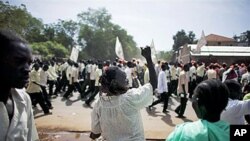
left=141, top=46, right=157, bottom=90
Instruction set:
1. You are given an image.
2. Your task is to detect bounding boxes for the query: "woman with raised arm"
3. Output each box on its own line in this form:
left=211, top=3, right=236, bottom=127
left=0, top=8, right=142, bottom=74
left=90, top=46, right=157, bottom=141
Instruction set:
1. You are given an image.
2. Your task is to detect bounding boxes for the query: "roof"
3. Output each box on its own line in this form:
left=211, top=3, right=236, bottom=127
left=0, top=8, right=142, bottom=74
left=189, top=45, right=250, bottom=57
left=205, top=34, right=236, bottom=42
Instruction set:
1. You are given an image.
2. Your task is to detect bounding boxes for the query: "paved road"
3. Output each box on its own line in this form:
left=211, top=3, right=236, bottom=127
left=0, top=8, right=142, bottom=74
left=35, top=92, right=198, bottom=140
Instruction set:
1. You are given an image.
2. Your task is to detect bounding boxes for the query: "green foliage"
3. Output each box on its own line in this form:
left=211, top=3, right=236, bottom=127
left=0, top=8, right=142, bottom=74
left=158, top=51, right=173, bottom=62
left=31, top=41, right=69, bottom=59
left=0, top=1, right=44, bottom=42
left=172, top=29, right=196, bottom=51
left=1, top=3, right=141, bottom=61
left=234, top=30, right=250, bottom=46
left=77, top=8, right=139, bottom=60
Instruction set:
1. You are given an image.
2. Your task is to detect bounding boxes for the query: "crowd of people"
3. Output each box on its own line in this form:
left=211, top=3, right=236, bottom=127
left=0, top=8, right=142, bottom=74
left=1, top=29, right=250, bottom=141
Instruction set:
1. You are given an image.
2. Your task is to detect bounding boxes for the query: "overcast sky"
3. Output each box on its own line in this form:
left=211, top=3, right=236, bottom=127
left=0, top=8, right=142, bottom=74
left=7, top=0, right=250, bottom=51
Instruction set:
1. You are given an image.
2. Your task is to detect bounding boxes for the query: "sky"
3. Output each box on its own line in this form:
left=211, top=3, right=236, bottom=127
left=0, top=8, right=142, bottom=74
left=7, top=0, right=250, bottom=51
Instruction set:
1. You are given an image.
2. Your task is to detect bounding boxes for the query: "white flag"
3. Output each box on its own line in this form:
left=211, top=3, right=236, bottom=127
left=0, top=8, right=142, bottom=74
left=70, top=47, right=79, bottom=62
left=150, top=39, right=157, bottom=64
left=115, top=37, right=124, bottom=60
left=196, top=30, right=207, bottom=53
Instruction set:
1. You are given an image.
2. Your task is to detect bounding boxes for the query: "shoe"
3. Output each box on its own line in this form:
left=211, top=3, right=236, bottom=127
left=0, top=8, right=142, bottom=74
left=148, top=106, right=152, bottom=111
left=85, top=102, right=91, bottom=107
left=44, top=111, right=52, bottom=115
left=176, top=115, right=186, bottom=118
left=49, top=106, right=54, bottom=109
left=174, top=109, right=179, bottom=115
left=162, top=110, right=169, bottom=113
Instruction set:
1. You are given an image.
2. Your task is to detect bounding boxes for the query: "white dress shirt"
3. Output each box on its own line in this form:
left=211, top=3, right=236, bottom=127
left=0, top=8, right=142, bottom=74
left=158, top=70, right=168, bottom=93
left=0, top=89, right=39, bottom=141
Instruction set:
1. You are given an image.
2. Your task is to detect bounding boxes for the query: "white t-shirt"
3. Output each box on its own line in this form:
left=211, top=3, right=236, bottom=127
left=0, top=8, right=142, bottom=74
left=158, top=70, right=168, bottom=93
left=91, top=84, right=153, bottom=141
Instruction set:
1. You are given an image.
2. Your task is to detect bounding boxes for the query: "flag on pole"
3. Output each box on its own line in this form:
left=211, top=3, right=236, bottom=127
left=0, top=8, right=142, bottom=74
left=150, top=39, right=157, bottom=64
left=70, top=47, right=79, bottom=62
left=115, top=37, right=124, bottom=60
left=196, top=30, right=207, bottom=53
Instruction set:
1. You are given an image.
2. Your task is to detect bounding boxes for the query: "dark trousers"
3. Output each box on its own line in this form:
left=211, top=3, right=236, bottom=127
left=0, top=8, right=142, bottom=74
left=81, top=78, right=90, bottom=97
left=175, top=96, right=188, bottom=116
left=170, top=80, right=178, bottom=95
left=40, top=86, right=52, bottom=108
left=150, top=92, right=169, bottom=111
left=29, top=92, right=49, bottom=114
left=48, top=80, right=59, bottom=96
left=82, top=80, right=95, bottom=98
left=58, top=72, right=69, bottom=92
left=196, top=76, right=203, bottom=84
left=85, top=86, right=100, bottom=104
left=63, top=82, right=82, bottom=98
left=188, top=80, right=196, bottom=98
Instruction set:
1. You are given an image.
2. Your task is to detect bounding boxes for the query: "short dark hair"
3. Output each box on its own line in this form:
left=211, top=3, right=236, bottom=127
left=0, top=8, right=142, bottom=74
left=0, top=29, right=26, bottom=60
left=194, top=79, right=229, bottom=119
left=100, top=66, right=128, bottom=96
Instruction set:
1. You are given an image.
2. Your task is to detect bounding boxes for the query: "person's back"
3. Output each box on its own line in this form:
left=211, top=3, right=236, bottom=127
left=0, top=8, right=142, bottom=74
left=90, top=46, right=157, bottom=141
left=167, top=79, right=229, bottom=141
left=167, top=120, right=229, bottom=141
left=92, top=83, right=153, bottom=141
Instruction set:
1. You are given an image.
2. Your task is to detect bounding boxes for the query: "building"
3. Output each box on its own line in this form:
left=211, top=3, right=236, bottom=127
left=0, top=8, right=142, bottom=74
left=176, top=34, right=250, bottom=65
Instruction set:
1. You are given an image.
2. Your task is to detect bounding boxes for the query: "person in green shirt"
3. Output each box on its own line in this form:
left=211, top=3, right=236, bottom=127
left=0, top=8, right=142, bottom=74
left=166, top=79, right=230, bottom=141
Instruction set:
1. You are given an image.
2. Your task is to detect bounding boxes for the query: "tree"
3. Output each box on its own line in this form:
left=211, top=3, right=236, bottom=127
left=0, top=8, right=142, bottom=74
left=172, top=29, right=196, bottom=51
left=77, top=8, right=139, bottom=60
left=31, top=41, right=69, bottom=59
left=158, top=51, right=173, bottom=62
left=0, top=1, right=44, bottom=42
left=233, top=30, right=250, bottom=46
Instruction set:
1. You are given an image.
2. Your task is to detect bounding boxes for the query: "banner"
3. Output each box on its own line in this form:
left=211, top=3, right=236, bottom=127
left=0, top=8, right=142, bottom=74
left=115, top=37, right=124, bottom=60
left=196, top=30, right=207, bottom=53
left=70, top=47, right=79, bottom=62
left=150, top=39, right=158, bottom=64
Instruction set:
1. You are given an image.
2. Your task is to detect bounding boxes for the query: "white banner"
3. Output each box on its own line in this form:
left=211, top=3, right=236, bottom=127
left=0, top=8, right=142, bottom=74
left=150, top=39, right=158, bottom=64
left=196, top=30, right=207, bottom=53
left=115, top=37, right=124, bottom=60
left=70, top=47, right=79, bottom=62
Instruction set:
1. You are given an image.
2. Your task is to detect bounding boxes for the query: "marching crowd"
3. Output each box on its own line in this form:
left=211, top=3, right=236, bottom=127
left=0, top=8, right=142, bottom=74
left=1, top=29, right=250, bottom=141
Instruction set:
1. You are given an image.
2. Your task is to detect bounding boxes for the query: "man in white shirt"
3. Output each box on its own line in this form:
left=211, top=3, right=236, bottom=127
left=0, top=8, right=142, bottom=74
left=63, top=63, right=83, bottom=99
left=189, top=62, right=197, bottom=98
left=241, top=65, right=250, bottom=86
left=0, top=30, right=39, bottom=141
left=124, top=61, right=133, bottom=88
left=175, top=64, right=189, bottom=118
left=40, top=64, right=53, bottom=109
left=170, top=64, right=178, bottom=96
left=196, top=62, right=205, bottom=84
left=26, top=63, right=51, bottom=114
left=47, top=61, right=59, bottom=97
left=85, top=63, right=103, bottom=106
left=206, top=64, right=217, bottom=80
left=149, top=63, right=170, bottom=113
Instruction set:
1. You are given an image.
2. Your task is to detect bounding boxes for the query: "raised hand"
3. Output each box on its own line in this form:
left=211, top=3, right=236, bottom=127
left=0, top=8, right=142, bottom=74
left=141, top=46, right=151, bottom=59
